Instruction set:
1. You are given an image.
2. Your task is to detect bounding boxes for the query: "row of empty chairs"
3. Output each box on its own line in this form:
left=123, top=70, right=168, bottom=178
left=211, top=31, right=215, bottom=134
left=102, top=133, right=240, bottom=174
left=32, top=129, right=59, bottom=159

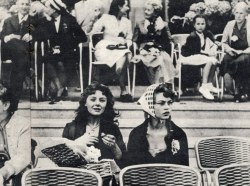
left=27, top=136, right=250, bottom=185
left=22, top=163, right=250, bottom=186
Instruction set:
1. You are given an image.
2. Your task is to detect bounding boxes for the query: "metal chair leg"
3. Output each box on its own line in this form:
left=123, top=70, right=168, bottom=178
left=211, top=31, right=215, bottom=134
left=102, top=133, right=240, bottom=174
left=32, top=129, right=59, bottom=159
left=41, top=42, right=45, bottom=99
left=178, top=63, right=181, bottom=100
left=127, top=65, right=131, bottom=95
left=215, top=70, right=219, bottom=99
left=34, top=42, right=38, bottom=101
left=79, top=43, right=84, bottom=93
left=132, top=63, right=136, bottom=99
left=88, top=44, right=93, bottom=85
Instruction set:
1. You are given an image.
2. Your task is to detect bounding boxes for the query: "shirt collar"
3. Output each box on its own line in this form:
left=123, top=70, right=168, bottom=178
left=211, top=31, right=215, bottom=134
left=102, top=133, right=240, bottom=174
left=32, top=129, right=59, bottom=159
left=18, top=13, right=28, bottom=23
left=55, top=15, right=61, bottom=22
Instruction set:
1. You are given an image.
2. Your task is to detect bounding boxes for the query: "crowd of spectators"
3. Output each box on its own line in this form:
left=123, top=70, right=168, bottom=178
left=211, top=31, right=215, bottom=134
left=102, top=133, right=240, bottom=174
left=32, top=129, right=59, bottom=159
left=0, top=0, right=250, bottom=108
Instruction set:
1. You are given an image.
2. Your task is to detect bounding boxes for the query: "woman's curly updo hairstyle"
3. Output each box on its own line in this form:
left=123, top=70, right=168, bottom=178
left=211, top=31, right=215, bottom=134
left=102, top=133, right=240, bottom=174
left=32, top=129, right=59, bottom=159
left=145, top=0, right=163, bottom=16
left=75, top=82, right=119, bottom=124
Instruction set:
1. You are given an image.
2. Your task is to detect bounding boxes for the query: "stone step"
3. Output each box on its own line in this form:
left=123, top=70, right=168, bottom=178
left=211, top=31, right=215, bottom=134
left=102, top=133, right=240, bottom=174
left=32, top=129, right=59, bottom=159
left=31, top=118, right=250, bottom=129
left=28, top=109, right=250, bottom=119
left=18, top=101, right=250, bottom=119
left=31, top=118, right=250, bottom=138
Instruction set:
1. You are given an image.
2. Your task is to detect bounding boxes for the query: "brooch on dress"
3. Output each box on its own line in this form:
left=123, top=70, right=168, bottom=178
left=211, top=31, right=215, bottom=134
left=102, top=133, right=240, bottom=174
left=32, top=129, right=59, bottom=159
left=171, top=139, right=180, bottom=155
left=231, top=35, right=239, bottom=42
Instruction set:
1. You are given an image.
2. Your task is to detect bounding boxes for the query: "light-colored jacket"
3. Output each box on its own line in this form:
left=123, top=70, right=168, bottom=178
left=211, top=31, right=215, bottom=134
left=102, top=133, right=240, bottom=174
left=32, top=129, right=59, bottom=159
left=2, top=113, right=31, bottom=180
left=222, top=18, right=250, bottom=53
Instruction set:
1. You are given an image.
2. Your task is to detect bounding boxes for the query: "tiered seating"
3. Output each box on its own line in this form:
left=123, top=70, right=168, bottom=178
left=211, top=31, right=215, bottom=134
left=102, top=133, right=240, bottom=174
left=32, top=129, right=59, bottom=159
left=15, top=94, right=250, bottom=170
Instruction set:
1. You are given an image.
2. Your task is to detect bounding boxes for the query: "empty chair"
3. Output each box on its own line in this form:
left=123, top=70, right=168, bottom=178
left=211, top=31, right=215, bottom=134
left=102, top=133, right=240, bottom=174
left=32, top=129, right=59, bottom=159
left=22, top=167, right=102, bottom=186
left=119, top=164, right=201, bottom=186
left=196, top=136, right=250, bottom=171
left=195, top=136, right=250, bottom=186
left=214, top=163, right=250, bottom=186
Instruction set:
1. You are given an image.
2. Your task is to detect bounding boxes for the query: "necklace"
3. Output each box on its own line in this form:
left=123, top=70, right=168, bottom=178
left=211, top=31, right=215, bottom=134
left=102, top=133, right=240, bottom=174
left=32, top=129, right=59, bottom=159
left=86, top=123, right=100, bottom=135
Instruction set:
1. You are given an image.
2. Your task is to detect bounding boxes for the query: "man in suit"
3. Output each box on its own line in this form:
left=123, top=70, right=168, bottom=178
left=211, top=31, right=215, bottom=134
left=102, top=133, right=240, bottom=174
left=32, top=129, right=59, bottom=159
left=1, top=0, right=32, bottom=113
left=43, top=0, right=87, bottom=103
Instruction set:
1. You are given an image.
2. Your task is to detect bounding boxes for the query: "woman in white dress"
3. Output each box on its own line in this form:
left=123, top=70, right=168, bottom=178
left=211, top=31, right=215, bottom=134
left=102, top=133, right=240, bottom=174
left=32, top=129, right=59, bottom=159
left=88, top=0, right=133, bottom=102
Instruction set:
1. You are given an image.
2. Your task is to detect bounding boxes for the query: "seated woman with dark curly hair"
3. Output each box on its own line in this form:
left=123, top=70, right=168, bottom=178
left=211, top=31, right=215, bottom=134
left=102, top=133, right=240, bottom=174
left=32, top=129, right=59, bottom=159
left=62, top=82, right=126, bottom=164
left=125, top=83, right=189, bottom=166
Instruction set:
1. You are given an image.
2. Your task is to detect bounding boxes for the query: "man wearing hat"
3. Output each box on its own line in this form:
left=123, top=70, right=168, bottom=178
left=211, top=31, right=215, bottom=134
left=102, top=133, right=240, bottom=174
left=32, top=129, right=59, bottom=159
left=1, top=0, right=32, bottom=113
left=42, top=0, right=87, bottom=103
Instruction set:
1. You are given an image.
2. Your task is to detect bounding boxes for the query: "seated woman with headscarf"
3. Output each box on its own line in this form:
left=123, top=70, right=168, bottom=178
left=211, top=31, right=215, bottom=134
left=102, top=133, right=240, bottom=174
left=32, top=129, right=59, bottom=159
left=125, top=83, right=189, bottom=166
left=220, top=2, right=250, bottom=102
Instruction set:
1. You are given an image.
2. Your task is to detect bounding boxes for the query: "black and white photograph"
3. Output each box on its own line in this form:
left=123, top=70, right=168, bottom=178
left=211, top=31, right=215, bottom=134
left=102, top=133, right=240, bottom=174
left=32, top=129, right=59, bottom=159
left=0, top=0, right=250, bottom=185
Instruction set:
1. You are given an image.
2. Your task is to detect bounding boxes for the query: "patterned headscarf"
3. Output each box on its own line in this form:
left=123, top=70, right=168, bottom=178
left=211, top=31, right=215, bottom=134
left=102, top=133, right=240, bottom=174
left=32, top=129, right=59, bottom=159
left=138, top=83, right=161, bottom=118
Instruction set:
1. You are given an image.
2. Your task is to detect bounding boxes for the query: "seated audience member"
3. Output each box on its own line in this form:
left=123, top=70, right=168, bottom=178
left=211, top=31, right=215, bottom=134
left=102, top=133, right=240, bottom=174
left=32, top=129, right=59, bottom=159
left=74, top=0, right=110, bottom=32
left=132, top=0, right=176, bottom=84
left=0, top=7, right=10, bottom=33
left=220, top=2, right=250, bottom=102
left=0, top=83, right=31, bottom=186
left=42, top=0, right=87, bottom=104
left=62, top=82, right=126, bottom=165
left=1, top=0, right=33, bottom=113
left=180, top=15, right=219, bottom=100
left=126, top=83, right=189, bottom=166
left=88, top=0, right=133, bottom=102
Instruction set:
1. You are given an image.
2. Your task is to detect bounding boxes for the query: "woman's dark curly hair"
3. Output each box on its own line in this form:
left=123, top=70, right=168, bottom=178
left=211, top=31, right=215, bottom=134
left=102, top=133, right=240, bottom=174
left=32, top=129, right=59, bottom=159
left=109, top=0, right=130, bottom=17
left=74, top=82, right=119, bottom=124
left=153, top=83, right=176, bottom=103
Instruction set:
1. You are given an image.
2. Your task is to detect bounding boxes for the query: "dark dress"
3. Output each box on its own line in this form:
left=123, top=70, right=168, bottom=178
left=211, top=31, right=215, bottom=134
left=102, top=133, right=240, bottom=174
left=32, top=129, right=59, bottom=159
left=62, top=118, right=126, bottom=165
left=125, top=118, right=189, bottom=166
left=221, top=20, right=250, bottom=79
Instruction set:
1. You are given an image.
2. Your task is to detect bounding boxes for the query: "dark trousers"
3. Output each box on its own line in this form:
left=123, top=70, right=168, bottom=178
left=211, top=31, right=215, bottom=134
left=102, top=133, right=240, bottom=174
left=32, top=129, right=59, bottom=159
left=45, top=51, right=77, bottom=96
left=3, top=39, right=30, bottom=112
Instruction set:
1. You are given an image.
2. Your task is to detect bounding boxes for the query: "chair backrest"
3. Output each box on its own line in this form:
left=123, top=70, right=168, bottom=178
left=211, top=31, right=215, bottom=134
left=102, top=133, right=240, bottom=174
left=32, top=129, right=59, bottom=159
left=214, top=163, right=250, bottom=186
left=195, top=136, right=250, bottom=171
left=172, top=34, right=189, bottom=47
left=214, top=34, right=225, bottom=63
left=119, top=164, right=201, bottom=186
left=22, top=167, right=102, bottom=186
left=89, top=32, right=104, bottom=50
left=214, top=34, right=223, bottom=42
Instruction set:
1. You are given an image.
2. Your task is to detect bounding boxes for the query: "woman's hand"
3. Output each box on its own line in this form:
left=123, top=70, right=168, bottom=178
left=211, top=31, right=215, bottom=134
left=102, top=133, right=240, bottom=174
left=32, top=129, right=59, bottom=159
left=66, top=141, right=87, bottom=157
left=75, top=133, right=99, bottom=146
left=243, top=48, right=250, bottom=54
left=101, top=133, right=116, bottom=149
